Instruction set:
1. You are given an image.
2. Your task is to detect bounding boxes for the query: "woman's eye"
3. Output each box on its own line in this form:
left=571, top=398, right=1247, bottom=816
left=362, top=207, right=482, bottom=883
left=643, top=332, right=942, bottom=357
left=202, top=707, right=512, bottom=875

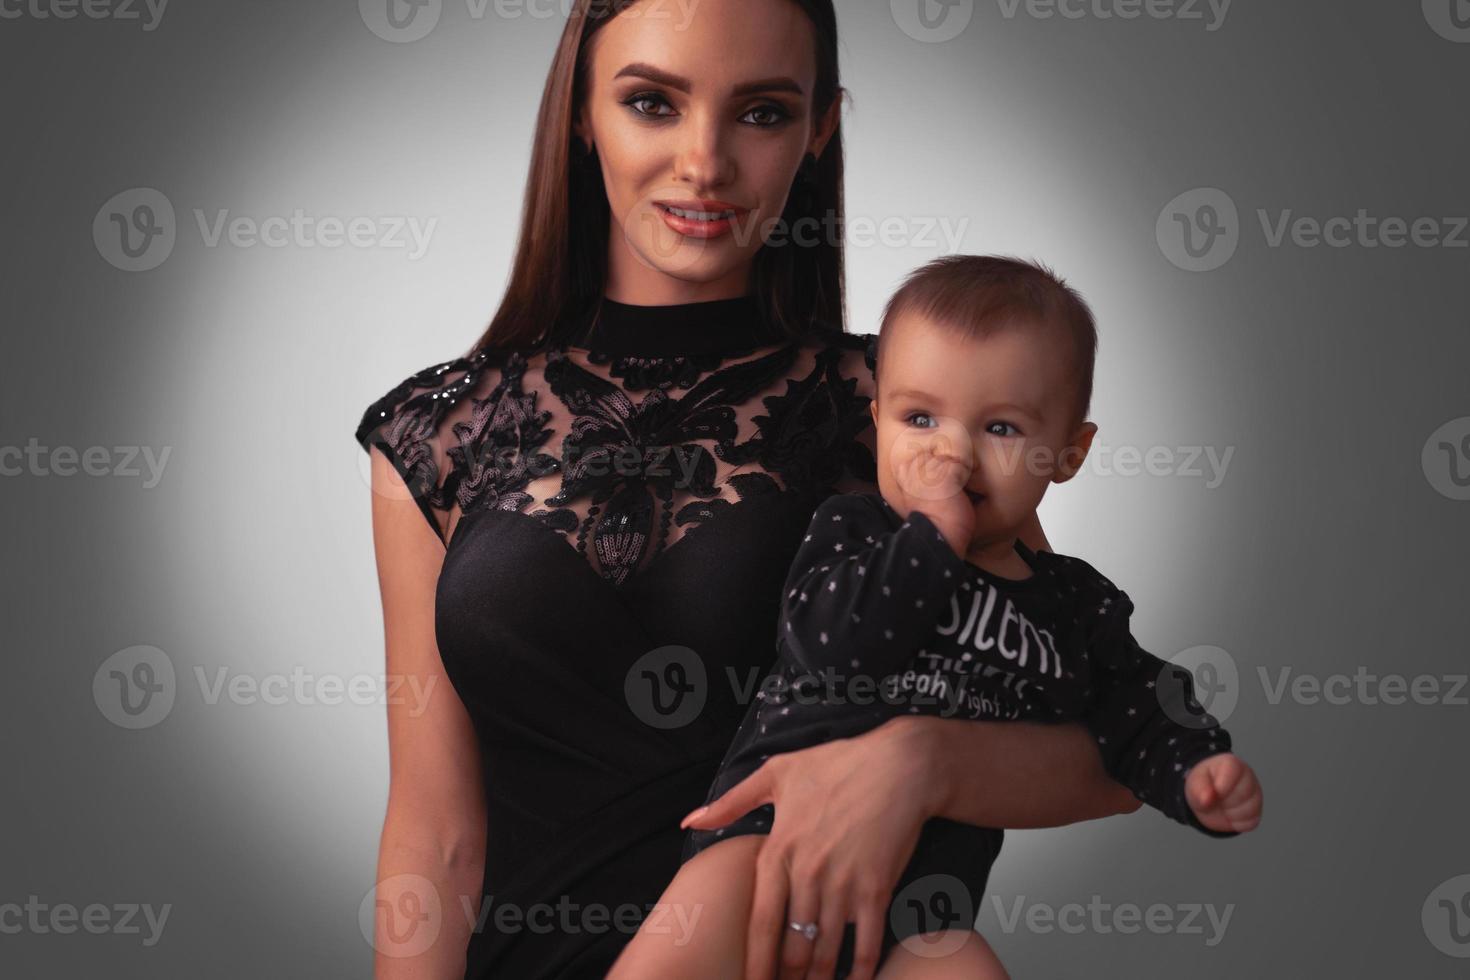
left=904, top=412, right=935, bottom=428
left=986, top=421, right=1020, bottom=437
left=624, top=93, right=675, bottom=118
left=740, top=103, right=790, bottom=127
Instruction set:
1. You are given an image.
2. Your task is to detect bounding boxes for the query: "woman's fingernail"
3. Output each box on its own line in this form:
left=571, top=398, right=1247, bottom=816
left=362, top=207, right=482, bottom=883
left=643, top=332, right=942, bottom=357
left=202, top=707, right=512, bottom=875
left=680, top=806, right=708, bottom=828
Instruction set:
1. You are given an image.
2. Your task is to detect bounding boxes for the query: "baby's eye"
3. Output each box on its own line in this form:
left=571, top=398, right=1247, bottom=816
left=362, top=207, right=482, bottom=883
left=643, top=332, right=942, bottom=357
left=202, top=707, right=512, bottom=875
left=904, top=411, right=936, bottom=428
left=986, top=421, right=1020, bottom=437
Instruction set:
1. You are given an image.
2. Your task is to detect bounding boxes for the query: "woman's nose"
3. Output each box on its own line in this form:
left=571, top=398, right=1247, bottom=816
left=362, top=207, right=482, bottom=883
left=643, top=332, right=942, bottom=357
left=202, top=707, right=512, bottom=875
left=673, top=112, right=734, bottom=190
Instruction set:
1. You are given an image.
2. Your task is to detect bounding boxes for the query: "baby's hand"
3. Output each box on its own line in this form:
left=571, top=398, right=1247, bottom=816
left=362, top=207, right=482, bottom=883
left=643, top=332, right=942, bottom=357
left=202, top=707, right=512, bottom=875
left=1185, top=753, right=1263, bottom=834
left=892, top=433, right=974, bottom=557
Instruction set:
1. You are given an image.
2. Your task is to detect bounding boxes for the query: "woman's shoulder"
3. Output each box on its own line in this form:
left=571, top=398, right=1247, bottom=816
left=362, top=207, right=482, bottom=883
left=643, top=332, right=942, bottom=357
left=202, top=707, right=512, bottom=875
left=800, top=322, right=877, bottom=395
left=353, top=344, right=520, bottom=540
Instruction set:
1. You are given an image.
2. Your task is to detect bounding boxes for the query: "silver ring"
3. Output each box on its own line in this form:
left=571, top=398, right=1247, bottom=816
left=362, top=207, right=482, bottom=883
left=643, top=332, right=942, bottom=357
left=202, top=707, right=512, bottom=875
left=789, top=920, right=819, bottom=941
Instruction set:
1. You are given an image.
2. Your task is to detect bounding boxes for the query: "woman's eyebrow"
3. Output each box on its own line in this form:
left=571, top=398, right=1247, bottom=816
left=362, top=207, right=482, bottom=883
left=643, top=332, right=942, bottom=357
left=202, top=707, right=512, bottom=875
left=612, top=62, right=805, bottom=97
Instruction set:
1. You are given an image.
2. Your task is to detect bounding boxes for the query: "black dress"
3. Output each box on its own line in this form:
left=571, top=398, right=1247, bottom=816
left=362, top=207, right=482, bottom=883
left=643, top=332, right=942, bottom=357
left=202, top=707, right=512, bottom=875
left=355, top=295, right=880, bottom=978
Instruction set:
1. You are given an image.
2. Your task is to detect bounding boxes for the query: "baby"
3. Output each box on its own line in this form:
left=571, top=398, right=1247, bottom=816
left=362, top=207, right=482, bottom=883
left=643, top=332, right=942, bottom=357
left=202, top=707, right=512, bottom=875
left=608, top=255, right=1263, bottom=979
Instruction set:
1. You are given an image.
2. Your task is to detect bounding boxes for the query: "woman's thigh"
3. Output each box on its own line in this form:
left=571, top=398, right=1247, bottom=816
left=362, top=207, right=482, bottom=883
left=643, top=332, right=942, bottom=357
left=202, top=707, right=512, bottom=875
left=606, top=833, right=765, bottom=979
left=874, top=929, right=1009, bottom=980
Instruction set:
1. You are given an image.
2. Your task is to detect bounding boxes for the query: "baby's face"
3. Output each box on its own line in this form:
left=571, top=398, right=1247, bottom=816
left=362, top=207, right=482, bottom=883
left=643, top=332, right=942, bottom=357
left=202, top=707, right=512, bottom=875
left=870, top=310, right=1096, bottom=547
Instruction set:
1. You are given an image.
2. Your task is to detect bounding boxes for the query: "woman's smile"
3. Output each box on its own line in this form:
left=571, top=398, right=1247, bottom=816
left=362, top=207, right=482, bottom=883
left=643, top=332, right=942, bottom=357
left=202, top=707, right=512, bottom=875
left=653, top=198, right=750, bottom=239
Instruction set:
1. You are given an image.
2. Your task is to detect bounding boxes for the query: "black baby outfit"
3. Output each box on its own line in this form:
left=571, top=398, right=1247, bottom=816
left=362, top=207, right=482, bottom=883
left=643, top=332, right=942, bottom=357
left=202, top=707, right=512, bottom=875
left=683, top=490, right=1237, bottom=970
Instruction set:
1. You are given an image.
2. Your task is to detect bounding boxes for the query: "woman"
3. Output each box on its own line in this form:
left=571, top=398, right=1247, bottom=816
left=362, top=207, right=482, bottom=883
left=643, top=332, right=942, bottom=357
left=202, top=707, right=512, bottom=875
left=355, top=1, right=1139, bottom=977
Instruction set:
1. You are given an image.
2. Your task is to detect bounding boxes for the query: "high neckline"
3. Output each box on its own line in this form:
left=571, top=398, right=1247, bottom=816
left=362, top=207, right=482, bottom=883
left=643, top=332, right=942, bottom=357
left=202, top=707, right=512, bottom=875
left=571, top=294, right=786, bottom=357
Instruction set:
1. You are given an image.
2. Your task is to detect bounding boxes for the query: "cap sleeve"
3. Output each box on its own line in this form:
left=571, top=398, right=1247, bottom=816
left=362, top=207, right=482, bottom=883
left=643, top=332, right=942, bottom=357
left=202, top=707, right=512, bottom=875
left=354, top=352, right=487, bottom=542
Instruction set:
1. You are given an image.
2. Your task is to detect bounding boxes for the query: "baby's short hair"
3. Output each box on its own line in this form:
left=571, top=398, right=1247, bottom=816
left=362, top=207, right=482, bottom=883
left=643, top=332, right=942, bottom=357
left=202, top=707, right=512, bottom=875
left=875, top=255, right=1098, bottom=427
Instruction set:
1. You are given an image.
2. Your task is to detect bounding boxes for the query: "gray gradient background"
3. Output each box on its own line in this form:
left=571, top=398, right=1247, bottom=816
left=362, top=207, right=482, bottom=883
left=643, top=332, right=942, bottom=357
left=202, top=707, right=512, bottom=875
left=3, top=0, right=1468, bottom=976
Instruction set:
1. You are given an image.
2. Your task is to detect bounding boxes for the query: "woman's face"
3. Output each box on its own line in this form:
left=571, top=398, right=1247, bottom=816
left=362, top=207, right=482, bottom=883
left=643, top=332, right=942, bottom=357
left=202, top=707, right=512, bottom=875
left=576, top=0, right=838, bottom=303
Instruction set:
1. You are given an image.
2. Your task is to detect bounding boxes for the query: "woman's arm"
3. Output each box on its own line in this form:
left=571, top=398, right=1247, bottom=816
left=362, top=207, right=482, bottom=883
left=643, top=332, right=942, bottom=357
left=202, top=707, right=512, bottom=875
left=684, top=714, right=1137, bottom=980
left=893, top=715, right=1142, bottom=829
left=369, top=448, right=487, bottom=978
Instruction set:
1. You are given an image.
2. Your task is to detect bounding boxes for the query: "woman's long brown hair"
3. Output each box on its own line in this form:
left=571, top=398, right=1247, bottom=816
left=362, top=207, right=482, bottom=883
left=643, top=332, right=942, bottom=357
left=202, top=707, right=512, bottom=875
left=466, top=0, right=846, bottom=355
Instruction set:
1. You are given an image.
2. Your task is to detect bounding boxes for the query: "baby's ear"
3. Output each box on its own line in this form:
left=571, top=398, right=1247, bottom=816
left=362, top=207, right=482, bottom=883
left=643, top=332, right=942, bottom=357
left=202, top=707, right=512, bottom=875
left=1053, top=422, right=1098, bottom=484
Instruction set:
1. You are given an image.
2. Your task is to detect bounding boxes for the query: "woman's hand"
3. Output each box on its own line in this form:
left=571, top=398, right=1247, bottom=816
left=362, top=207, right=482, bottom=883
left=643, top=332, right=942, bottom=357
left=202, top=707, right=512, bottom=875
left=679, top=717, right=939, bottom=980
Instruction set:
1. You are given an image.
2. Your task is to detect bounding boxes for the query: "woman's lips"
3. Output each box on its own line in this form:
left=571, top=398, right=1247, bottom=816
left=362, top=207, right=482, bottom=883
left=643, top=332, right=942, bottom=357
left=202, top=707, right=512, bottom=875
left=654, top=201, right=747, bottom=240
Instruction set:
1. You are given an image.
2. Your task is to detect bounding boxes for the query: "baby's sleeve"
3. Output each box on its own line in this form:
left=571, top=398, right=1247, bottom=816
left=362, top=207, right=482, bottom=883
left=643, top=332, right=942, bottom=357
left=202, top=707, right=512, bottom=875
left=778, top=493, right=969, bottom=678
left=1080, top=584, right=1239, bottom=839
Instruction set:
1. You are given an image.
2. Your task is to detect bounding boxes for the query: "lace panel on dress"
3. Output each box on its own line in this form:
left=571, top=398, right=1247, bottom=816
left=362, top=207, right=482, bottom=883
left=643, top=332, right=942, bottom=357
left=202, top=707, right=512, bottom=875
left=356, top=334, right=879, bottom=586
